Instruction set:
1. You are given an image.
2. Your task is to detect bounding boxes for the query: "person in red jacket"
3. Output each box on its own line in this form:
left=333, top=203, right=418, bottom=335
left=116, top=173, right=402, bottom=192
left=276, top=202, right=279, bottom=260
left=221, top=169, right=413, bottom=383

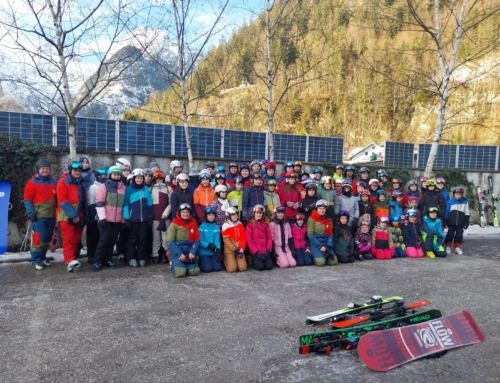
left=245, top=204, right=273, bottom=271
left=57, top=162, right=88, bottom=272
left=278, top=172, right=302, bottom=223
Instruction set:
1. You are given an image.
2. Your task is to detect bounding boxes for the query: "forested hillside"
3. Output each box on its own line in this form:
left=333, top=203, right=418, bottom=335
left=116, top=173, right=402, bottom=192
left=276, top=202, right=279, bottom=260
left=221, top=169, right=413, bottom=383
left=128, top=0, right=500, bottom=147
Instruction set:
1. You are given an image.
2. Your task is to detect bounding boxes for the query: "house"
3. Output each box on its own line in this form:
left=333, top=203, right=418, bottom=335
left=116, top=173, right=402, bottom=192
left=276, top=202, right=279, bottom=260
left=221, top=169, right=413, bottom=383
left=344, top=142, right=385, bottom=164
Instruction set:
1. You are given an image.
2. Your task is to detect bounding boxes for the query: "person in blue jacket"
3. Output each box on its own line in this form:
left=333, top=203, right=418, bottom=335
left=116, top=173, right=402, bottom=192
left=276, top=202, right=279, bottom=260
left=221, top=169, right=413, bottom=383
left=123, top=169, right=153, bottom=267
left=422, top=206, right=446, bottom=258
left=444, top=186, right=470, bottom=255
left=198, top=207, right=223, bottom=272
left=242, top=172, right=265, bottom=224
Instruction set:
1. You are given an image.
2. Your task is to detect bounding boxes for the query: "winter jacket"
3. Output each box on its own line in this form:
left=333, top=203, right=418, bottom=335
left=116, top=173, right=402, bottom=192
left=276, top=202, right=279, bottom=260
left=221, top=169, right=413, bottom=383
left=389, top=226, right=404, bottom=248
left=291, top=223, right=309, bottom=250
left=333, top=223, right=354, bottom=256
left=242, top=185, right=265, bottom=221
left=402, top=221, right=422, bottom=248
left=167, top=213, right=200, bottom=258
left=170, top=187, right=194, bottom=220
left=211, top=198, right=229, bottom=227
left=95, top=179, right=126, bottom=223
left=388, top=200, right=404, bottom=217
left=358, top=200, right=372, bottom=227
left=338, top=194, right=359, bottom=226
left=150, top=183, right=172, bottom=220
left=198, top=221, right=221, bottom=256
left=264, top=190, right=281, bottom=219
left=123, top=184, right=153, bottom=222
left=245, top=219, right=273, bottom=255
left=278, top=185, right=302, bottom=221
left=422, top=216, right=444, bottom=238
left=317, top=188, right=340, bottom=220
left=372, top=225, right=393, bottom=250
left=439, top=188, right=450, bottom=203
left=80, top=167, right=96, bottom=191
left=369, top=188, right=380, bottom=204
left=387, top=188, right=408, bottom=206
left=194, top=184, right=216, bottom=222
left=56, top=173, right=87, bottom=222
left=23, top=173, right=57, bottom=219
left=301, top=195, right=320, bottom=221
left=227, top=189, right=243, bottom=220
left=222, top=220, right=246, bottom=253
left=407, top=189, right=422, bottom=201
left=419, top=190, right=446, bottom=219
left=333, top=172, right=344, bottom=181
left=445, top=197, right=470, bottom=227
left=226, top=172, right=240, bottom=182
left=88, top=181, right=102, bottom=221
left=354, top=230, right=372, bottom=252
left=307, top=210, right=334, bottom=249
left=372, top=200, right=389, bottom=223
left=269, top=219, right=292, bottom=251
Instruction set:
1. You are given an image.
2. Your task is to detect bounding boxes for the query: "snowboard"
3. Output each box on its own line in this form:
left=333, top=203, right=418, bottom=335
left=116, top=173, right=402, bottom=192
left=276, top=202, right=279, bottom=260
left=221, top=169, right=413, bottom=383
left=476, top=186, right=486, bottom=227
left=358, top=310, right=484, bottom=371
left=299, top=309, right=442, bottom=355
left=488, top=176, right=498, bottom=227
left=0, top=182, right=11, bottom=255
left=305, top=295, right=403, bottom=327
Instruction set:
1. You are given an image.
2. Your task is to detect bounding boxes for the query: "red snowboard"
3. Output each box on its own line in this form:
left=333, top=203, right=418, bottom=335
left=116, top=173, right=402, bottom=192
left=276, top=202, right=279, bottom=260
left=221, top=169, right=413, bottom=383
left=358, top=311, right=484, bottom=371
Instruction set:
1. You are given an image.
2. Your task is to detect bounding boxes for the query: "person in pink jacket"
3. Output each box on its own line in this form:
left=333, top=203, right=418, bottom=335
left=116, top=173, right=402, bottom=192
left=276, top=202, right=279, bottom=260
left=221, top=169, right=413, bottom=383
left=245, top=204, right=273, bottom=271
left=278, top=172, right=302, bottom=223
left=93, top=166, right=126, bottom=271
left=269, top=205, right=296, bottom=268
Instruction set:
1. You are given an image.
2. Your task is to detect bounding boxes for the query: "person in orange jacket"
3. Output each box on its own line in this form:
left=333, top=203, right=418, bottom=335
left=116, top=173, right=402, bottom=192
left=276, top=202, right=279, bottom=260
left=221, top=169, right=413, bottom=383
left=193, top=171, right=216, bottom=223
left=57, top=161, right=88, bottom=272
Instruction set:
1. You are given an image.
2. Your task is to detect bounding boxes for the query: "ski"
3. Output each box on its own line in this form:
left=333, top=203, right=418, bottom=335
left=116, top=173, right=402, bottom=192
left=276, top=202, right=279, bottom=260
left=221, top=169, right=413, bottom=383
left=0, top=182, right=11, bottom=255
left=477, top=186, right=486, bottom=227
left=299, top=309, right=442, bottom=355
left=488, top=176, right=498, bottom=227
left=305, top=295, right=403, bottom=327
left=330, top=300, right=430, bottom=328
left=358, top=310, right=484, bottom=371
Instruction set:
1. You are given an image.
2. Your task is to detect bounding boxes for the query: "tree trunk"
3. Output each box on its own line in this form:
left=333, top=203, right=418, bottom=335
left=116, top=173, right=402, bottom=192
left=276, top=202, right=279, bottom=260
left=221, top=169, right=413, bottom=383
left=266, top=1, right=274, bottom=161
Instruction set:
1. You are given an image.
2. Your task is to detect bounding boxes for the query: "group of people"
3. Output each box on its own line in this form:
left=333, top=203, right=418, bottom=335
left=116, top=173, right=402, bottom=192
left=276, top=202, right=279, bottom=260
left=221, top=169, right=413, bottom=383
left=23, top=158, right=470, bottom=277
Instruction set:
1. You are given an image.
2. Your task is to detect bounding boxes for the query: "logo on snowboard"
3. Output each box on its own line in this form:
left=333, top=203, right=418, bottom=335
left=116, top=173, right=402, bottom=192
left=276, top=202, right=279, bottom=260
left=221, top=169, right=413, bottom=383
left=415, top=320, right=454, bottom=348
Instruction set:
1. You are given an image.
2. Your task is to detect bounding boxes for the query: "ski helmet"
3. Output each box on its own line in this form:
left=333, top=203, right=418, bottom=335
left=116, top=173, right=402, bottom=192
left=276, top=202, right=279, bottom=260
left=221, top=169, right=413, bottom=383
left=427, top=206, right=439, bottom=215
left=295, top=213, right=305, bottom=220
left=376, top=169, right=387, bottom=178
left=217, top=165, right=226, bottom=173
left=116, top=158, right=131, bottom=168
left=205, top=161, right=215, bottom=170
left=176, top=173, right=189, bottom=182
left=346, top=165, right=356, bottom=172
left=407, top=209, right=418, bottom=217
left=266, top=179, right=277, bottom=188
left=199, top=171, right=211, bottom=179
left=234, top=176, right=244, bottom=184
left=252, top=204, right=265, bottom=216
left=313, top=167, right=323, bottom=174
left=302, top=178, right=314, bottom=188
left=68, top=161, right=83, bottom=172
left=359, top=167, right=370, bottom=174
left=357, top=181, right=367, bottom=188
left=36, top=159, right=51, bottom=169
left=300, top=171, right=310, bottom=178
left=143, top=168, right=153, bottom=177
left=359, top=189, right=370, bottom=196
left=420, top=176, right=429, bottom=183
left=226, top=206, right=238, bottom=220
left=240, top=163, right=249, bottom=170
left=131, top=168, right=144, bottom=178
left=426, top=179, right=437, bottom=187
left=436, top=177, right=446, bottom=184
left=321, top=176, right=332, bottom=185
left=369, top=178, right=380, bottom=186
left=250, top=160, right=260, bottom=168
left=376, top=189, right=387, bottom=196
left=342, top=178, right=352, bottom=188
left=305, top=183, right=318, bottom=191
left=108, top=166, right=122, bottom=177
left=266, top=161, right=277, bottom=169
left=214, top=184, right=228, bottom=194
left=251, top=171, right=263, bottom=179
left=316, top=199, right=328, bottom=208
left=285, top=160, right=295, bottom=168
left=170, top=160, right=183, bottom=171
left=95, top=168, right=107, bottom=181
left=274, top=205, right=286, bottom=214
left=378, top=216, right=389, bottom=223
left=452, top=186, right=464, bottom=194
left=389, top=214, right=400, bottom=222
left=294, top=160, right=302, bottom=168
left=391, top=190, right=403, bottom=200
left=339, top=210, right=350, bottom=218
left=229, top=162, right=238, bottom=170
left=392, top=177, right=402, bottom=185
left=178, top=203, right=192, bottom=214
left=408, top=180, right=418, bottom=187
left=335, top=164, right=345, bottom=170
left=214, top=172, right=226, bottom=181
left=153, top=171, right=166, bottom=180
left=204, top=206, right=216, bottom=219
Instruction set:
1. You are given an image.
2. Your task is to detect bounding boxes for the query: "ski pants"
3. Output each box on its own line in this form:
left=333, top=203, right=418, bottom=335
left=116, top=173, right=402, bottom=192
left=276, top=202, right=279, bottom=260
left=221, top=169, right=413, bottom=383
left=86, top=219, right=100, bottom=262
left=127, top=222, right=149, bottom=262
left=372, top=247, right=394, bottom=260
left=310, top=246, right=337, bottom=266
left=199, top=255, right=222, bottom=272
left=275, top=247, right=296, bottom=268
left=295, top=249, right=313, bottom=266
left=116, top=225, right=128, bottom=257
left=223, top=249, right=247, bottom=273
left=94, top=222, right=122, bottom=265
left=406, top=246, right=424, bottom=258
left=444, top=225, right=464, bottom=246
left=30, top=218, right=55, bottom=265
left=337, top=251, right=355, bottom=263
left=152, top=219, right=169, bottom=258
left=252, top=253, right=274, bottom=271
left=59, top=221, right=83, bottom=264
left=355, top=247, right=373, bottom=260
left=171, top=256, right=200, bottom=278
left=422, top=231, right=446, bottom=257
left=393, top=247, right=407, bottom=258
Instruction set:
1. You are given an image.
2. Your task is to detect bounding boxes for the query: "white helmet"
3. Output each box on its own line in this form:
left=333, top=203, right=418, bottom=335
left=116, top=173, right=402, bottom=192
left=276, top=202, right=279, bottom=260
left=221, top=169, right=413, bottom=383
left=226, top=206, right=238, bottom=220
left=131, top=168, right=144, bottom=177
left=116, top=157, right=131, bottom=167
left=214, top=184, right=228, bottom=193
left=170, top=160, right=183, bottom=171
left=176, top=173, right=189, bottom=182
left=369, top=178, right=380, bottom=186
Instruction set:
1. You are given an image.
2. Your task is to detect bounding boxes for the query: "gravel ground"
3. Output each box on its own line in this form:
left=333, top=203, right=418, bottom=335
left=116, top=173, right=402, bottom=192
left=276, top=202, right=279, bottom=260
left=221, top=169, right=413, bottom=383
left=0, top=235, right=499, bottom=383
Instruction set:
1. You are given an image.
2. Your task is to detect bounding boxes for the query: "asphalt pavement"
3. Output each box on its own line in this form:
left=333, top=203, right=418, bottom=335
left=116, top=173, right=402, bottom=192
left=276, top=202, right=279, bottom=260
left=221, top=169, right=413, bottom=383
left=0, top=234, right=499, bottom=383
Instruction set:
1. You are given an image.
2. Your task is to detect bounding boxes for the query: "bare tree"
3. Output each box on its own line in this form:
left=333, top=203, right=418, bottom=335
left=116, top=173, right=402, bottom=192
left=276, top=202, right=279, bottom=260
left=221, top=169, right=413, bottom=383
left=0, top=0, right=161, bottom=159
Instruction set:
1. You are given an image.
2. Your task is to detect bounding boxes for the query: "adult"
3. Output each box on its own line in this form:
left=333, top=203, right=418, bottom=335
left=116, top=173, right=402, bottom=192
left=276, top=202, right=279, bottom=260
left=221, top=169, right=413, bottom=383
left=242, top=172, right=265, bottom=223
left=87, top=168, right=107, bottom=264
left=245, top=205, right=273, bottom=271
left=194, top=171, right=215, bottom=223
left=170, top=173, right=194, bottom=218
left=151, top=171, right=172, bottom=264
left=278, top=172, right=302, bottom=223
left=150, top=161, right=160, bottom=173
left=387, top=177, right=408, bottom=206
left=317, top=176, right=340, bottom=223
left=115, top=158, right=131, bottom=262
left=23, top=159, right=57, bottom=270
left=312, top=167, right=323, bottom=186
left=263, top=161, right=277, bottom=184
left=278, top=161, right=295, bottom=184
left=419, top=179, right=446, bottom=221
left=94, top=166, right=126, bottom=271
left=79, top=156, right=95, bottom=190
left=293, top=160, right=302, bottom=175
left=333, top=164, right=344, bottom=181
left=226, top=162, right=239, bottom=182
left=167, top=203, right=201, bottom=278
left=57, top=161, right=88, bottom=272
left=307, top=199, right=337, bottom=266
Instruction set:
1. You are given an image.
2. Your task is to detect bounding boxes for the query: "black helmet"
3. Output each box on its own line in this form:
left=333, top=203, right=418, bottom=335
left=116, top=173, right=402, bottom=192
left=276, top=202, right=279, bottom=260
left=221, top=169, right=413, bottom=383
left=359, top=167, right=370, bottom=174
left=36, top=159, right=51, bottom=169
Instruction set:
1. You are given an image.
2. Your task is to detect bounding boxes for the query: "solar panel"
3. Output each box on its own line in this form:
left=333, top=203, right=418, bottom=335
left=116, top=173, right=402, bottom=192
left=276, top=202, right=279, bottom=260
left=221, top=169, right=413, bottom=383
left=384, top=141, right=414, bottom=168
left=308, top=136, right=344, bottom=163
left=0, top=111, right=53, bottom=145
left=223, top=130, right=266, bottom=160
left=175, top=125, right=222, bottom=157
left=458, top=145, right=497, bottom=170
left=273, top=133, right=307, bottom=161
left=417, top=144, right=458, bottom=169
left=119, top=121, right=171, bottom=154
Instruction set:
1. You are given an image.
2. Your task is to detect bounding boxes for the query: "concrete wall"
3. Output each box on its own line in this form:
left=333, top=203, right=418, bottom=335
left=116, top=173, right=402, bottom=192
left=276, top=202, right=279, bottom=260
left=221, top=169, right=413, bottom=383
left=6, top=151, right=500, bottom=248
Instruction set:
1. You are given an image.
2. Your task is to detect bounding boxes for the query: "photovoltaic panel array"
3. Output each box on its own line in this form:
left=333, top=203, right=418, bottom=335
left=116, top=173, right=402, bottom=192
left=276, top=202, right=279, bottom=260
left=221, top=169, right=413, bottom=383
left=308, top=136, right=344, bottom=164
left=417, top=144, right=458, bottom=169
left=174, top=125, right=222, bottom=158
left=384, top=141, right=414, bottom=168
left=273, top=133, right=307, bottom=161
left=119, top=121, right=171, bottom=154
left=223, top=130, right=267, bottom=160
left=0, top=111, right=53, bottom=145
left=458, top=145, right=497, bottom=170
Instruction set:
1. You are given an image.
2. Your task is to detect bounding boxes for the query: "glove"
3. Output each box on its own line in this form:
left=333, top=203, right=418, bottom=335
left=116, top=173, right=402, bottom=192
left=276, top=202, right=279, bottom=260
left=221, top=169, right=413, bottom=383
left=233, top=248, right=241, bottom=256
left=148, top=217, right=153, bottom=227
left=464, top=224, right=469, bottom=230
left=215, top=248, right=223, bottom=262
left=208, top=243, right=217, bottom=252
left=27, top=214, right=37, bottom=222
left=123, top=219, right=131, bottom=230
left=291, top=250, right=297, bottom=259
left=76, top=217, right=88, bottom=228
left=156, top=219, right=167, bottom=232
left=237, top=249, right=244, bottom=258
left=98, top=220, right=107, bottom=230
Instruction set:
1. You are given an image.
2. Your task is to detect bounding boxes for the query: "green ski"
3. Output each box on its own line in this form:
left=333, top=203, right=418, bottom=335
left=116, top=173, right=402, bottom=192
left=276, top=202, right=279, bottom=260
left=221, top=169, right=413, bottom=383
left=299, top=309, right=442, bottom=355
left=305, top=295, right=403, bottom=327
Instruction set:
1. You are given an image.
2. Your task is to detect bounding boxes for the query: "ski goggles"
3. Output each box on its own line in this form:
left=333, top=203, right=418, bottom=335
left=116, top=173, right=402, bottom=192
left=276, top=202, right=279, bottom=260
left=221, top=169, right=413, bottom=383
left=70, top=162, right=83, bottom=171
left=407, top=210, right=418, bottom=217
left=274, top=206, right=286, bottom=213
left=453, top=188, right=464, bottom=194
left=253, top=205, right=265, bottom=213
left=360, top=221, right=369, bottom=226
left=428, top=207, right=439, bottom=213
left=178, top=203, right=192, bottom=212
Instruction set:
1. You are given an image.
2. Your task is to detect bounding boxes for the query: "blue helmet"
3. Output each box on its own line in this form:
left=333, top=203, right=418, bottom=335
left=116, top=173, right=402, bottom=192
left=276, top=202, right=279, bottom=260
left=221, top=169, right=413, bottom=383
left=204, top=206, right=217, bottom=218
left=389, top=214, right=400, bottom=222
left=376, top=189, right=387, bottom=196
left=285, top=160, right=295, bottom=167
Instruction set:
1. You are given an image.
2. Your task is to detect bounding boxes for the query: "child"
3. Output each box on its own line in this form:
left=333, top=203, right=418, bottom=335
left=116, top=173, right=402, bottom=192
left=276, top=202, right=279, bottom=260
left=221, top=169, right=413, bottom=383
left=422, top=207, right=446, bottom=258
left=358, top=189, right=372, bottom=229
left=198, top=207, right=223, bottom=272
left=337, top=180, right=359, bottom=233
left=290, top=213, right=313, bottom=266
left=269, top=206, right=296, bottom=268
left=402, top=209, right=424, bottom=257
left=436, top=177, right=450, bottom=203
left=301, top=183, right=320, bottom=221
left=334, top=179, right=343, bottom=196
left=278, top=172, right=302, bottom=224
left=227, top=176, right=244, bottom=221
left=388, top=191, right=404, bottom=217
left=371, top=216, right=394, bottom=260
left=354, top=221, right=373, bottom=260
left=193, top=171, right=215, bottom=223
left=333, top=164, right=344, bottom=181
left=355, top=181, right=367, bottom=200
left=221, top=207, right=247, bottom=273
left=333, top=210, right=355, bottom=263
left=368, top=179, right=380, bottom=204
left=371, top=189, right=389, bottom=225
left=317, top=177, right=340, bottom=224
left=264, top=179, right=280, bottom=222
left=406, top=180, right=422, bottom=202
left=388, top=178, right=408, bottom=206
left=389, top=214, right=406, bottom=258
left=307, top=199, right=338, bottom=266
left=246, top=204, right=274, bottom=271
left=444, top=186, right=470, bottom=255
left=404, top=196, right=421, bottom=222
left=211, top=185, right=230, bottom=226
left=150, top=171, right=172, bottom=264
